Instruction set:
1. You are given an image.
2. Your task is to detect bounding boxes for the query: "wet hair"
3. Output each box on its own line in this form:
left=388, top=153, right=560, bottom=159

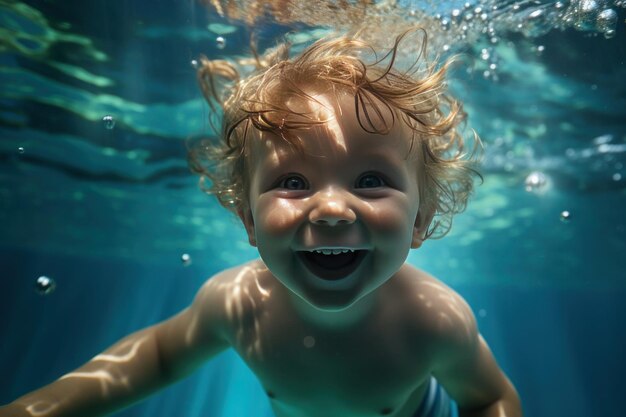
left=188, top=28, right=482, bottom=239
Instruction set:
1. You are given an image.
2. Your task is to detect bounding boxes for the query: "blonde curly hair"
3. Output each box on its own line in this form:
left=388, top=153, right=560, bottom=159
left=188, top=28, right=482, bottom=239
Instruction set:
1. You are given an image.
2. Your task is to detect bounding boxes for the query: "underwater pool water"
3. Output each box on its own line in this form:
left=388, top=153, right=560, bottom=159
left=1, top=1, right=625, bottom=416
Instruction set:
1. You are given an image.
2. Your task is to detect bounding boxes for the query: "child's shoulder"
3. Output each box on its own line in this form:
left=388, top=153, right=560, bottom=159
left=196, top=259, right=271, bottom=304
left=193, top=259, right=275, bottom=320
left=396, top=264, right=478, bottom=354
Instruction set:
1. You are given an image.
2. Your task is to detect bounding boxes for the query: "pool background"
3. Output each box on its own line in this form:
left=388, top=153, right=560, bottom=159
left=1, top=1, right=625, bottom=416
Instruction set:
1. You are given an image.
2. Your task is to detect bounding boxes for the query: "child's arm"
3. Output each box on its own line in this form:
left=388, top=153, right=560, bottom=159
left=0, top=277, right=230, bottom=417
left=430, top=294, right=523, bottom=417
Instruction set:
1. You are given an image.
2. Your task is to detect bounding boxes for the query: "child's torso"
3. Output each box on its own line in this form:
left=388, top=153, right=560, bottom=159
left=219, top=260, right=441, bottom=417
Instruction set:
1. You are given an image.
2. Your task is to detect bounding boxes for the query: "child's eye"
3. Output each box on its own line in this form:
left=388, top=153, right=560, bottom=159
left=356, top=173, right=386, bottom=188
left=278, top=175, right=308, bottom=190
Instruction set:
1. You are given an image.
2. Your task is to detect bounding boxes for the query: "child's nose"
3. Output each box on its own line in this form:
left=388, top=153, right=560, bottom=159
left=308, top=188, right=357, bottom=226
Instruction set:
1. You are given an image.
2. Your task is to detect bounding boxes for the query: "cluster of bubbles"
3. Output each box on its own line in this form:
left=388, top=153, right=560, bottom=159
left=218, top=188, right=238, bottom=208
left=427, top=0, right=623, bottom=79
left=35, top=276, right=56, bottom=295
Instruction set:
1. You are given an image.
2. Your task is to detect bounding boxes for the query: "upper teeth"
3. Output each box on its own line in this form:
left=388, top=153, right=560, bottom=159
left=311, top=249, right=354, bottom=255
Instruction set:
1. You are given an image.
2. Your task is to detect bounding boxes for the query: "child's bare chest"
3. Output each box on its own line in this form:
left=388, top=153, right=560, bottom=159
left=226, top=297, right=433, bottom=417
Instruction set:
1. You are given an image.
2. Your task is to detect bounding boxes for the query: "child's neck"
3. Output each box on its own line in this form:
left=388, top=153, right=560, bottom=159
left=285, top=287, right=382, bottom=331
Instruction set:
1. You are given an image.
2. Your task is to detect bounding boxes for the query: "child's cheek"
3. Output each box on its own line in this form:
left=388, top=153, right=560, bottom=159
left=367, top=197, right=415, bottom=231
left=256, top=197, right=304, bottom=236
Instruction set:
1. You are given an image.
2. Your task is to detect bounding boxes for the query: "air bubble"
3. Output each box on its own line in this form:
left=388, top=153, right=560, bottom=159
left=603, top=29, right=615, bottom=39
left=35, top=276, right=56, bottom=295
left=216, top=36, right=226, bottom=49
left=190, top=59, right=199, bottom=69
left=102, top=115, right=115, bottom=130
left=613, top=173, right=622, bottom=181
left=303, top=336, right=315, bottom=348
left=219, top=188, right=238, bottom=208
left=18, top=147, right=24, bottom=154
left=181, top=253, right=192, bottom=266
left=596, top=9, right=617, bottom=33
left=525, top=171, right=548, bottom=193
left=560, top=210, right=572, bottom=222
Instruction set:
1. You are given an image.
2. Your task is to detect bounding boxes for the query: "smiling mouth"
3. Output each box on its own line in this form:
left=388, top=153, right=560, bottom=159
left=297, top=249, right=368, bottom=280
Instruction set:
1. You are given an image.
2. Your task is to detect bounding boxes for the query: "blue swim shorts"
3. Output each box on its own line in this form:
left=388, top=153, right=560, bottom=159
left=412, top=377, right=457, bottom=417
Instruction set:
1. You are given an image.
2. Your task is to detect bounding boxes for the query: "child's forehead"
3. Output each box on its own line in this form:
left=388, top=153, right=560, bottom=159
left=252, top=89, right=415, bottom=154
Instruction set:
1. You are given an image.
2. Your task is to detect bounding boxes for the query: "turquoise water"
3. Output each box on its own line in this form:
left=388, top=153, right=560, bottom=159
left=1, top=1, right=625, bottom=416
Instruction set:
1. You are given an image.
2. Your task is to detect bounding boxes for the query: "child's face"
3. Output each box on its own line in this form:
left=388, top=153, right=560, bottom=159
left=239, top=90, right=431, bottom=311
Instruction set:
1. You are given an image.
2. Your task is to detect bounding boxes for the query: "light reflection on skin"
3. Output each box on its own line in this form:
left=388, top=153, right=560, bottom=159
left=215, top=263, right=273, bottom=360
left=416, top=280, right=475, bottom=343
left=59, top=337, right=147, bottom=396
left=25, top=401, right=58, bottom=416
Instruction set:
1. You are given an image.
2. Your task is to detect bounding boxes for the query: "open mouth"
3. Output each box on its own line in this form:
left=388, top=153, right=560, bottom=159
left=297, top=249, right=368, bottom=280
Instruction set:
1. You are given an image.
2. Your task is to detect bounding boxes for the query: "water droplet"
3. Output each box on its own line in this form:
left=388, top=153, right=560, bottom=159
left=525, top=171, right=548, bottom=192
left=181, top=253, right=192, bottom=266
left=303, top=336, right=315, bottom=348
left=560, top=210, right=572, bottom=222
left=18, top=147, right=24, bottom=154
left=35, top=276, right=56, bottom=295
left=216, top=36, right=226, bottom=49
left=102, top=115, right=115, bottom=130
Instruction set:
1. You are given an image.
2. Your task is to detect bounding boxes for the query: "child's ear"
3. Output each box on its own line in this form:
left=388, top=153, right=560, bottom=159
left=237, top=207, right=257, bottom=247
left=411, top=206, right=436, bottom=249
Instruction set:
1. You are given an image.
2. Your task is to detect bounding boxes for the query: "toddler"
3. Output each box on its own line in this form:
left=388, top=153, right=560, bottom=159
left=1, top=29, right=522, bottom=417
